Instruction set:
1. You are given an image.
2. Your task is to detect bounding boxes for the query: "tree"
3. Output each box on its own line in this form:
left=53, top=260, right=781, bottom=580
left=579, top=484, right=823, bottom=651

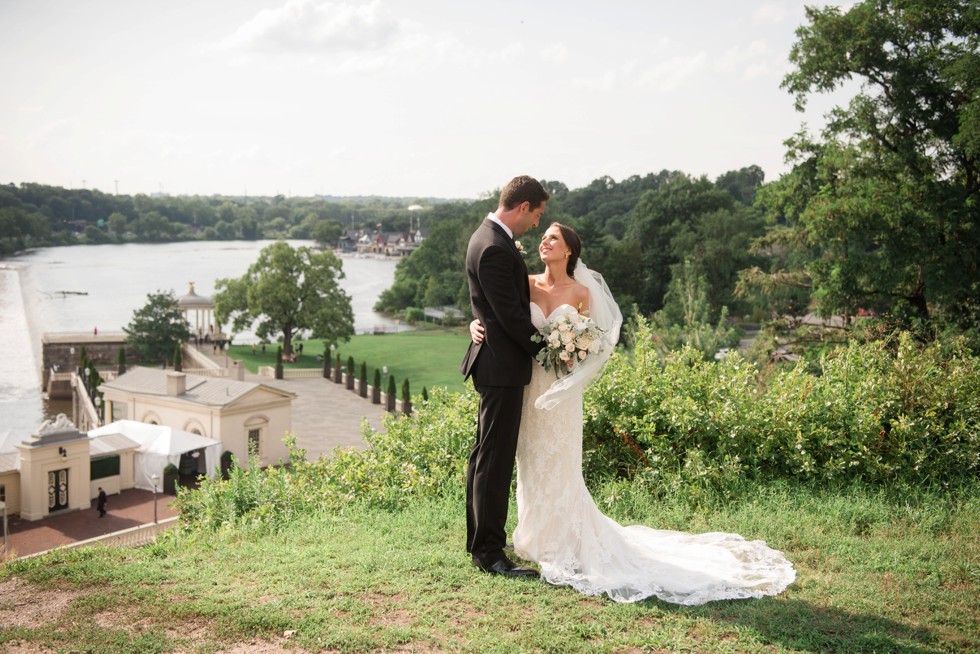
left=715, top=165, right=765, bottom=206
left=123, top=291, right=192, bottom=366
left=626, top=173, right=743, bottom=314
left=106, top=211, right=127, bottom=237
left=374, top=210, right=472, bottom=313
left=754, top=0, right=979, bottom=331
left=386, top=374, right=396, bottom=411
left=130, top=211, right=175, bottom=242
left=649, top=259, right=739, bottom=360
left=213, top=241, right=355, bottom=357
left=310, top=220, right=342, bottom=249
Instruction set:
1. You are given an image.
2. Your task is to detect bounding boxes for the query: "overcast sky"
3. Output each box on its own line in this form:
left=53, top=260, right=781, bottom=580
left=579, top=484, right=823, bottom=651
left=0, top=0, right=853, bottom=199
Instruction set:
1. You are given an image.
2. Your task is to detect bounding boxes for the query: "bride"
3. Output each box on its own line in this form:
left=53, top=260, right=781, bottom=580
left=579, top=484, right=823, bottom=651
left=470, top=222, right=795, bottom=604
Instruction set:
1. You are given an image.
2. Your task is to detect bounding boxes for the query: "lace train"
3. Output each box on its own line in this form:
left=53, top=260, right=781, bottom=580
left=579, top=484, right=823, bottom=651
left=513, top=304, right=795, bottom=604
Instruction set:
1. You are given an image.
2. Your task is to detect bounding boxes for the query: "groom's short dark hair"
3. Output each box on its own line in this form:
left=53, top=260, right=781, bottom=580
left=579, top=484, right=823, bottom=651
left=500, top=175, right=549, bottom=211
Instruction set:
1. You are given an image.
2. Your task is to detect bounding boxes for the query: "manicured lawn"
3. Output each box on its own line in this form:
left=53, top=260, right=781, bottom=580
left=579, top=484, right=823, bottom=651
left=2, top=484, right=976, bottom=653
left=227, top=326, right=474, bottom=393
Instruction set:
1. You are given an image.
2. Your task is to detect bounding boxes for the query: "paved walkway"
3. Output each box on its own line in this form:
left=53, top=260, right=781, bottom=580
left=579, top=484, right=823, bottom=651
left=4, top=488, right=179, bottom=558
left=204, top=344, right=390, bottom=460
left=3, top=348, right=392, bottom=559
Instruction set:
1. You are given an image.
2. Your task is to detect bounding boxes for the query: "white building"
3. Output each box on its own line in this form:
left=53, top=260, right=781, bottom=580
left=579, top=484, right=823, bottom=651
left=99, top=367, right=295, bottom=469
left=0, top=367, right=295, bottom=521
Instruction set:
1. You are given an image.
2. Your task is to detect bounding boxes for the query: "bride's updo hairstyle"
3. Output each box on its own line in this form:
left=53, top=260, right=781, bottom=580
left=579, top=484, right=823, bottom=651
left=553, top=222, right=582, bottom=277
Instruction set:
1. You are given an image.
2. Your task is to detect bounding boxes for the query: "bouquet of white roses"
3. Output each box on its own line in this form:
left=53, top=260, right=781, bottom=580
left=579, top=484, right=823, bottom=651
left=532, top=311, right=604, bottom=377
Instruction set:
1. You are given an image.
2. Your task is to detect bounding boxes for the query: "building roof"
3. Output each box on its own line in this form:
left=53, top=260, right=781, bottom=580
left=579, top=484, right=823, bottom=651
left=98, top=367, right=294, bottom=407
left=89, top=432, right=141, bottom=456
left=0, top=430, right=26, bottom=453
left=176, top=282, right=213, bottom=309
left=0, top=451, right=18, bottom=474
left=89, top=420, right=221, bottom=455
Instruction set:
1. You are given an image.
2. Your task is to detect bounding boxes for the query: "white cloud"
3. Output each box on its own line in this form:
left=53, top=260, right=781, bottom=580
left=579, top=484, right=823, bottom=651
left=634, top=52, right=708, bottom=93
left=721, top=40, right=769, bottom=70
left=219, top=0, right=402, bottom=55
left=29, top=118, right=77, bottom=148
left=719, top=39, right=781, bottom=80
left=499, top=43, right=525, bottom=60
left=571, top=69, right=618, bottom=92
left=754, top=2, right=789, bottom=24
left=539, top=43, right=568, bottom=64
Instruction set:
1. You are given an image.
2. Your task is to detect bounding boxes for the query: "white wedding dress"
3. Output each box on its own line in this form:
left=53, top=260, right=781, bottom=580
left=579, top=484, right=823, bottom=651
left=512, top=302, right=796, bottom=604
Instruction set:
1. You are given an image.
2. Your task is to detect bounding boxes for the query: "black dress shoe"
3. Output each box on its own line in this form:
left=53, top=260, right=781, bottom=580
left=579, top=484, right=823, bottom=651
left=473, top=555, right=539, bottom=578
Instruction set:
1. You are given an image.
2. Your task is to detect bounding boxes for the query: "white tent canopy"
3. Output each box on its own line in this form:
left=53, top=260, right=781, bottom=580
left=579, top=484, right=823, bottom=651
left=88, top=420, right=223, bottom=491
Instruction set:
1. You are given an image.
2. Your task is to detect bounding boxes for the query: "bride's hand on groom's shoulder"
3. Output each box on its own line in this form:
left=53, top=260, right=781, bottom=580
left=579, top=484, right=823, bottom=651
left=470, top=319, right=485, bottom=344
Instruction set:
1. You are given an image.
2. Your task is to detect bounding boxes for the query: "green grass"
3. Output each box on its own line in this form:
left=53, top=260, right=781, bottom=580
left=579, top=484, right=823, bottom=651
left=2, top=483, right=977, bottom=653
left=227, top=326, right=473, bottom=393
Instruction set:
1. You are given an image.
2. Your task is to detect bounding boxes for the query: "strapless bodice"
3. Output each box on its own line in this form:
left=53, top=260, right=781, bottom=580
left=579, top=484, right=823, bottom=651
left=530, top=302, right=578, bottom=330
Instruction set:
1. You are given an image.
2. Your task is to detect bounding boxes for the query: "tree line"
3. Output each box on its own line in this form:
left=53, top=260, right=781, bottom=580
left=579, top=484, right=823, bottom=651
left=0, top=183, right=447, bottom=255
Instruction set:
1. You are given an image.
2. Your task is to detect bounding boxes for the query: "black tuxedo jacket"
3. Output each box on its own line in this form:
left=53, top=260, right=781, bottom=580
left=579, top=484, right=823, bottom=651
left=460, top=218, right=542, bottom=386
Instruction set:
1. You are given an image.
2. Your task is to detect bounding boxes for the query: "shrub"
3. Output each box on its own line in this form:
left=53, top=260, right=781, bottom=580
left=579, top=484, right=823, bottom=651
left=586, top=321, right=980, bottom=495
left=178, top=388, right=478, bottom=530
left=177, top=324, right=978, bottom=531
left=403, top=307, right=426, bottom=324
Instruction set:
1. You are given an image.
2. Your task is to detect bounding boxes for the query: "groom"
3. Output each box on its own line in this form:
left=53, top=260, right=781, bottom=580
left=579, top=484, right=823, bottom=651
left=460, top=175, right=549, bottom=577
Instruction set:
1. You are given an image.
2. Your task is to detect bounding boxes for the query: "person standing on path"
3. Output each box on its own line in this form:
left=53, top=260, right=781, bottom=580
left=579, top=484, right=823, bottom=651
left=96, top=487, right=107, bottom=518
left=460, top=175, right=548, bottom=578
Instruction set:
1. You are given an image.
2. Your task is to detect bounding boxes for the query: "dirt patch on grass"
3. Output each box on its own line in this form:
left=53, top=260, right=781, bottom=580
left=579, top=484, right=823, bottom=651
left=207, top=635, right=308, bottom=654
left=0, top=642, right=59, bottom=653
left=0, top=577, right=82, bottom=628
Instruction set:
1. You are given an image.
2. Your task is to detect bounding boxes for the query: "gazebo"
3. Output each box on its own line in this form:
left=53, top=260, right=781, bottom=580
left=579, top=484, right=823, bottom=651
left=177, top=282, right=218, bottom=344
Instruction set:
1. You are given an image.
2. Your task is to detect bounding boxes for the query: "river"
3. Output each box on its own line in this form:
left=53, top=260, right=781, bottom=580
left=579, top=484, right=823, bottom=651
left=0, top=240, right=400, bottom=438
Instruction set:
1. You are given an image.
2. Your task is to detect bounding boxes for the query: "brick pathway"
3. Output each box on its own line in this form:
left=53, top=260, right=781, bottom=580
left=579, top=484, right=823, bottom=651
left=3, top=488, right=179, bottom=559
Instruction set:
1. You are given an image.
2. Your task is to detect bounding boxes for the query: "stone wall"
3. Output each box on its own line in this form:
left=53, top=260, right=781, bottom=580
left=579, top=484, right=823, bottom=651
left=40, top=332, right=132, bottom=389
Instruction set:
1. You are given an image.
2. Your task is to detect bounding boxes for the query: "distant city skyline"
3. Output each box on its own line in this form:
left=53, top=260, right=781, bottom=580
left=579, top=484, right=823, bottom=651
left=1, top=0, right=854, bottom=199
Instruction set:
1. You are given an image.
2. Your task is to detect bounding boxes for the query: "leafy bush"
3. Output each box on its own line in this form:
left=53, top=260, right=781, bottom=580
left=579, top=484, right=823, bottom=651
left=403, top=307, right=426, bottom=324
left=177, top=323, right=978, bottom=531
left=585, top=320, right=980, bottom=497
left=177, top=387, right=477, bottom=530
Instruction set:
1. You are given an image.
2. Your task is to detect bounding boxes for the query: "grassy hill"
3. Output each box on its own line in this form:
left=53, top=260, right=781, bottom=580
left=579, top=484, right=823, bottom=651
left=2, top=330, right=977, bottom=652
left=1, top=485, right=976, bottom=653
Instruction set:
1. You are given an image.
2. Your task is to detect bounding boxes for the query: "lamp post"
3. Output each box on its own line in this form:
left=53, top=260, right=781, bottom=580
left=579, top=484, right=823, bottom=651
left=382, top=365, right=390, bottom=407
left=1, top=500, right=8, bottom=558
left=150, top=474, right=160, bottom=524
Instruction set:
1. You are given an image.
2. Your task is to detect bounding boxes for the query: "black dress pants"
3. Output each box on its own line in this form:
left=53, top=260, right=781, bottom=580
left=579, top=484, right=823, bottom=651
left=466, top=383, right=524, bottom=563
